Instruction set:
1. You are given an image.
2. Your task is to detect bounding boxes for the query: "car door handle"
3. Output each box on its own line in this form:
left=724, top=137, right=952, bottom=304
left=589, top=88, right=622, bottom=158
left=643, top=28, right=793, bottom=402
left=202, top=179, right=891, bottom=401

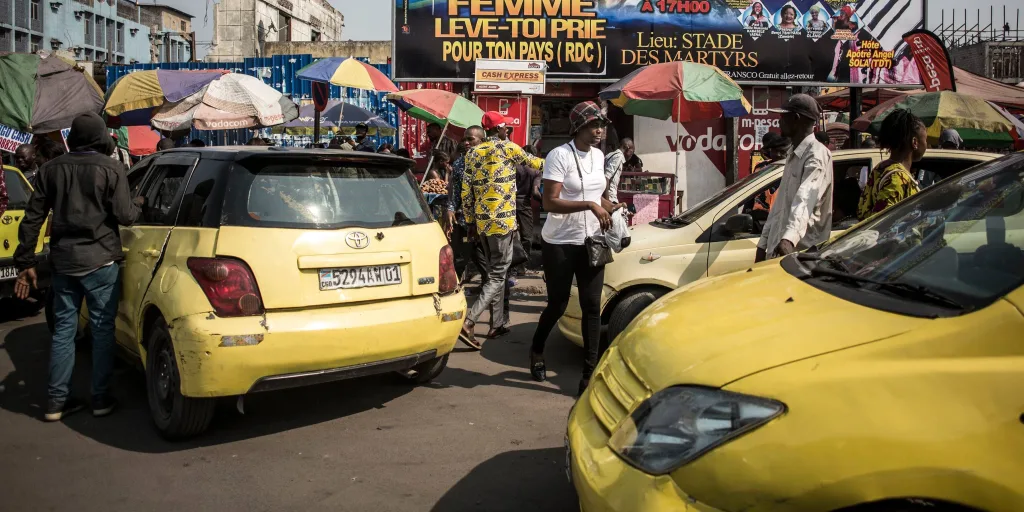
left=141, top=249, right=161, bottom=258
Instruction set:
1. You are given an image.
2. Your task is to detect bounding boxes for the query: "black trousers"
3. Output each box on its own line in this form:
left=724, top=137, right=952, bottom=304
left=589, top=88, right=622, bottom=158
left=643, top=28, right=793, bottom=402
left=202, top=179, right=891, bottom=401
left=516, top=197, right=534, bottom=252
left=452, top=224, right=510, bottom=327
left=531, top=242, right=605, bottom=380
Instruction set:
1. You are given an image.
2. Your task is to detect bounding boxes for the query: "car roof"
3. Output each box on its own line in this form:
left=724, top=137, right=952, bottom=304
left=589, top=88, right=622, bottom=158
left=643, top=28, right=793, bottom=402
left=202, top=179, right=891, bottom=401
left=831, top=148, right=999, bottom=160
left=155, top=146, right=415, bottom=164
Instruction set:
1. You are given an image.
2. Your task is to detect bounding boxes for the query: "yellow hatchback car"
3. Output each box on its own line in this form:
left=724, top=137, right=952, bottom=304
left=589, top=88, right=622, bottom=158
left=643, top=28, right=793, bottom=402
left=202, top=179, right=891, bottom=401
left=1, top=165, right=51, bottom=301
left=567, top=152, right=1024, bottom=511
left=105, top=147, right=465, bottom=438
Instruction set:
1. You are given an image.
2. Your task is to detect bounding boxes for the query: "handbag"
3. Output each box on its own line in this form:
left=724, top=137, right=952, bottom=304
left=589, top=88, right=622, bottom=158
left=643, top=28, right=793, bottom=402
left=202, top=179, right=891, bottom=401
left=569, top=142, right=613, bottom=268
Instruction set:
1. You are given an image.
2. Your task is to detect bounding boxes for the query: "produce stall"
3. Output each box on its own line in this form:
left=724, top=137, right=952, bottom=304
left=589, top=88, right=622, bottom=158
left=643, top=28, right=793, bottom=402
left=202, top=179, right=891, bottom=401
left=616, top=172, right=677, bottom=226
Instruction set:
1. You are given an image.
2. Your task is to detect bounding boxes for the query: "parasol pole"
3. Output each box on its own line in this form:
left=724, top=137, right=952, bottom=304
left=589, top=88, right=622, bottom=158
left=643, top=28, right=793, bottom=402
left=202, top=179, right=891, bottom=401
left=420, top=120, right=450, bottom=186
left=314, top=113, right=321, bottom=145
left=675, top=93, right=681, bottom=186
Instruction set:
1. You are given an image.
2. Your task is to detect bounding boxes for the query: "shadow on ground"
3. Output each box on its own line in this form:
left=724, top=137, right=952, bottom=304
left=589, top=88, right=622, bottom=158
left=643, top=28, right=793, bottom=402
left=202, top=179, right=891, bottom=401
left=431, top=447, right=578, bottom=512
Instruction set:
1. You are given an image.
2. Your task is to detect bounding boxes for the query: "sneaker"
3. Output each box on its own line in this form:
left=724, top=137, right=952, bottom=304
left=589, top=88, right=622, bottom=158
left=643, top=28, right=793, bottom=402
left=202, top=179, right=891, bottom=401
left=44, top=398, right=86, bottom=422
left=92, top=395, right=118, bottom=417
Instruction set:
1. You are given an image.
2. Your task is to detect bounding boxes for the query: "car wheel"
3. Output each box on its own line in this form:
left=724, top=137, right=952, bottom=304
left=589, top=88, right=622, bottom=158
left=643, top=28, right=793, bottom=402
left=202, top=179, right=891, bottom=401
left=402, top=354, right=449, bottom=384
left=145, top=318, right=215, bottom=439
left=607, top=289, right=667, bottom=344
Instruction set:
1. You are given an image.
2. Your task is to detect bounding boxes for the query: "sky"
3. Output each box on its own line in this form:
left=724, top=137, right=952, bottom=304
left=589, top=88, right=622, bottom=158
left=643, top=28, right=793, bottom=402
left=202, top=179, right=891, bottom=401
left=168, top=0, right=1015, bottom=59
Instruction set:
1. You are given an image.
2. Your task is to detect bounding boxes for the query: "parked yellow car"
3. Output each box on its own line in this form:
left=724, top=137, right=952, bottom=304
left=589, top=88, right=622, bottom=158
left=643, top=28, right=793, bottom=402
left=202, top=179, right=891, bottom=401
left=566, top=151, right=1024, bottom=511
left=98, top=148, right=465, bottom=438
left=558, top=149, right=997, bottom=345
left=0, top=165, right=51, bottom=302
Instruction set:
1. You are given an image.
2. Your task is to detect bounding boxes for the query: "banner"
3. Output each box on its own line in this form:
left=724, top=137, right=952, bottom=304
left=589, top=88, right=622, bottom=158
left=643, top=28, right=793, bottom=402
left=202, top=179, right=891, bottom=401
left=393, top=0, right=925, bottom=86
left=474, top=59, right=547, bottom=94
left=0, top=123, right=33, bottom=153
left=902, top=29, right=955, bottom=92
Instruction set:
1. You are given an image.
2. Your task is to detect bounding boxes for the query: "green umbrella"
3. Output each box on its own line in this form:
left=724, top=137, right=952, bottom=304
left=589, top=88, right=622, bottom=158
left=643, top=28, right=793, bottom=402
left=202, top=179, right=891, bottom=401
left=386, top=89, right=484, bottom=129
left=0, top=53, right=104, bottom=133
left=852, top=91, right=1015, bottom=148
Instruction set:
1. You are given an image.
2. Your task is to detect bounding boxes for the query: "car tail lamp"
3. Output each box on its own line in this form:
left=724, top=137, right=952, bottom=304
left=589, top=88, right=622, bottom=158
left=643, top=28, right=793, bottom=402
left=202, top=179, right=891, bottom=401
left=187, top=257, right=264, bottom=317
left=438, top=245, right=459, bottom=295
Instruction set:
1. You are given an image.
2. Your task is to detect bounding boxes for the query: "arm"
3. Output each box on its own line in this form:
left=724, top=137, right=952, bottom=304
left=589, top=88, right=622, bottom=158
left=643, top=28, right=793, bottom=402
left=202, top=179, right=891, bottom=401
left=109, top=165, right=141, bottom=226
left=461, top=155, right=476, bottom=232
left=778, top=156, right=829, bottom=250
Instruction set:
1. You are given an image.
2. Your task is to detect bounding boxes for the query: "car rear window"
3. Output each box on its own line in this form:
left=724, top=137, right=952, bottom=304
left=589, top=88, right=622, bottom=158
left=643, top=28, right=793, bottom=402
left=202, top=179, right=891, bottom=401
left=222, top=160, right=432, bottom=229
left=3, top=170, right=31, bottom=210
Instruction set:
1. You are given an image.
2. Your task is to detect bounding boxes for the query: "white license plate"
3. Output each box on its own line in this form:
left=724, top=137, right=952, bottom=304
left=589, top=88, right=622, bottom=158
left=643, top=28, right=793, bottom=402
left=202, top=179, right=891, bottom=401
left=0, top=266, right=17, bottom=281
left=319, top=264, right=401, bottom=291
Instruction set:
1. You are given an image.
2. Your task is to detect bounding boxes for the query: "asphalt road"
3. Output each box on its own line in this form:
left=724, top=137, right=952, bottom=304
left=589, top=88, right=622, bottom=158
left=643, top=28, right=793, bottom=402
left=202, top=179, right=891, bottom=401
left=0, top=275, right=582, bottom=512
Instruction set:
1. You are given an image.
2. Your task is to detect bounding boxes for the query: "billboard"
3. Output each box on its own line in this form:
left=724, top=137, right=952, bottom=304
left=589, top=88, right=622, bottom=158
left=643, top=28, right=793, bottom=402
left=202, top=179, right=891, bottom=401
left=393, top=0, right=925, bottom=86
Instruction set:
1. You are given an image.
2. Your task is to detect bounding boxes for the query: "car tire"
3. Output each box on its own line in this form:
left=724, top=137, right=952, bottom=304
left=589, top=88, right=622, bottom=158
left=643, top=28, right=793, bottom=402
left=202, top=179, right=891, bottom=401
left=403, top=354, right=449, bottom=384
left=145, top=318, right=215, bottom=439
left=607, top=289, right=667, bottom=344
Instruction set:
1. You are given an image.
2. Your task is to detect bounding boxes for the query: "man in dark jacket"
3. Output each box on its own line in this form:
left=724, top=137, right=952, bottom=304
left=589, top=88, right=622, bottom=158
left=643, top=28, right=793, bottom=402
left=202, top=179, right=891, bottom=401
left=14, top=112, right=142, bottom=422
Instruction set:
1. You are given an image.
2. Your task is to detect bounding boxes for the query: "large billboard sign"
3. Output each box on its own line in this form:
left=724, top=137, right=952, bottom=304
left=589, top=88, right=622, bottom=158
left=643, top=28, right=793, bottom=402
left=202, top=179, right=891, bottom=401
left=393, top=0, right=925, bottom=86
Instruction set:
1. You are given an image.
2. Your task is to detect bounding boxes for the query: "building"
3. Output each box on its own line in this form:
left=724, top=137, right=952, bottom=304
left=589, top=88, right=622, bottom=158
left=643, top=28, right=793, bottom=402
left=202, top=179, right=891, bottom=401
left=138, top=3, right=194, bottom=63
left=950, top=41, right=1024, bottom=85
left=0, top=0, right=151, bottom=63
left=264, top=40, right=389, bottom=63
left=205, top=0, right=343, bottom=63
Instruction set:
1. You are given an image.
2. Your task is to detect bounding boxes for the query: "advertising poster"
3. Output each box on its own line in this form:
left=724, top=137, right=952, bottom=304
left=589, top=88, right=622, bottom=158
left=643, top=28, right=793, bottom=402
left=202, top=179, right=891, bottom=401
left=475, top=95, right=531, bottom=147
left=394, top=0, right=924, bottom=86
left=0, top=124, right=33, bottom=153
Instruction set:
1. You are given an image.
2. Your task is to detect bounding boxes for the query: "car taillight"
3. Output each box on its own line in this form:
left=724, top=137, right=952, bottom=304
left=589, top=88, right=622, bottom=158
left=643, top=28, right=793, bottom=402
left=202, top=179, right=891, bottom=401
left=438, top=245, right=459, bottom=294
left=187, top=257, right=264, bottom=317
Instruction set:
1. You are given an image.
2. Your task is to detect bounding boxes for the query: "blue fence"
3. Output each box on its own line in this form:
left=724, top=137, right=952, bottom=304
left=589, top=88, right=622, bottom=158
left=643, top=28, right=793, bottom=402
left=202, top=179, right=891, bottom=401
left=105, top=56, right=399, bottom=148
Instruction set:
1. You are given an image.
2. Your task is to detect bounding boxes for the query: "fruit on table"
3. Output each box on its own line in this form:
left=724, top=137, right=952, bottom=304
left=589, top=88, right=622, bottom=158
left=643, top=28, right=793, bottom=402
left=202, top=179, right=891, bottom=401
left=421, top=179, right=448, bottom=194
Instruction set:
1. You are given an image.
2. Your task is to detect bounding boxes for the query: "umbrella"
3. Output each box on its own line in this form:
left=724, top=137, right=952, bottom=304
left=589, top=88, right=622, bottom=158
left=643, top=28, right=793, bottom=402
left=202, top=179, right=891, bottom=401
left=296, top=57, right=399, bottom=92
left=0, top=53, right=105, bottom=133
left=599, top=62, right=750, bottom=173
left=986, top=101, right=1024, bottom=151
left=111, top=125, right=162, bottom=156
left=149, top=74, right=298, bottom=131
left=852, top=91, right=1015, bottom=148
left=276, top=100, right=394, bottom=136
left=386, top=89, right=484, bottom=129
left=104, top=69, right=229, bottom=121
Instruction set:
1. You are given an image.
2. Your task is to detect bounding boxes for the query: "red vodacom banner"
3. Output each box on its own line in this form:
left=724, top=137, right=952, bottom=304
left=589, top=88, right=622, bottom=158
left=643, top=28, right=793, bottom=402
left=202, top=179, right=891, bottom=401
left=902, top=29, right=956, bottom=93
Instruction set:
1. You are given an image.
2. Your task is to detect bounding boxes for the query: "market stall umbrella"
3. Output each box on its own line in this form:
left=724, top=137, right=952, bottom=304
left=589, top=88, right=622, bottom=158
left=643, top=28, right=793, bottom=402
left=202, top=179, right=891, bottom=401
left=104, top=69, right=229, bottom=122
left=852, top=91, right=1015, bottom=148
left=386, top=89, right=484, bottom=129
left=150, top=74, right=298, bottom=131
left=296, top=57, right=399, bottom=92
left=0, top=53, right=105, bottom=133
left=111, top=125, right=162, bottom=156
left=276, top=100, right=394, bottom=136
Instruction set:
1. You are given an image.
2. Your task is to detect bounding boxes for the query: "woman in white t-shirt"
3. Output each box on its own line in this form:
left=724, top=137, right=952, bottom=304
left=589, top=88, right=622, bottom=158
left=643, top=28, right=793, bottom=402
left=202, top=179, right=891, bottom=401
left=530, top=101, right=626, bottom=397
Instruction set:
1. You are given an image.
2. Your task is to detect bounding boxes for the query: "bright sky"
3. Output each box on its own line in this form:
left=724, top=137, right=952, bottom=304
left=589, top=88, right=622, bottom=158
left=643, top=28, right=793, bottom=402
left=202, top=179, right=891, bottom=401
left=170, top=0, right=1015, bottom=59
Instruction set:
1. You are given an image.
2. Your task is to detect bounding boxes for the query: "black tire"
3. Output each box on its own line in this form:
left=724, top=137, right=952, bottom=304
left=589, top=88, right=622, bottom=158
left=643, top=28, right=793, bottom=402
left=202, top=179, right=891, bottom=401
left=145, top=318, right=215, bottom=439
left=607, top=289, right=667, bottom=344
left=402, top=354, right=449, bottom=384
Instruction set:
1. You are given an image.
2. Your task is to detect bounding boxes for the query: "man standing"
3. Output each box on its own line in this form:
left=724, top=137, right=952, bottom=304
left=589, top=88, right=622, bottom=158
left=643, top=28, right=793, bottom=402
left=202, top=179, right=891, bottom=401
left=14, top=144, right=38, bottom=182
left=353, top=124, right=376, bottom=152
left=419, top=122, right=459, bottom=161
left=602, top=137, right=635, bottom=203
left=753, top=132, right=791, bottom=174
left=756, top=94, right=833, bottom=262
left=459, top=112, right=545, bottom=348
left=14, top=113, right=142, bottom=421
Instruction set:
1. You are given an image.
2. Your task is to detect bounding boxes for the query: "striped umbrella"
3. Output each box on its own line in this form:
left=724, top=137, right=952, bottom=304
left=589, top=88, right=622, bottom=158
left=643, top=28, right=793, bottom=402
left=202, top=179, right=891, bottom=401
left=385, top=89, right=484, bottom=129
left=852, top=91, right=1015, bottom=148
left=150, top=74, right=298, bottom=131
left=104, top=69, right=229, bottom=123
left=296, top=57, right=399, bottom=92
left=275, top=100, right=394, bottom=136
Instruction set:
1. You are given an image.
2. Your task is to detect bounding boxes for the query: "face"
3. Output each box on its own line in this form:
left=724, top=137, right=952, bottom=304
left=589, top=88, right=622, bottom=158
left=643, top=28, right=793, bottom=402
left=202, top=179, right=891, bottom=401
left=752, top=3, right=762, bottom=14
left=767, top=146, right=787, bottom=160
left=577, top=120, right=606, bottom=146
left=427, top=125, right=442, bottom=139
left=811, top=9, right=819, bottom=19
left=463, top=131, right=483, bottom=148
left=356, top=128, right=367, bottom=139
left=621, top=140, right=635, bottom=160
left=782, top=8, right=795, bottom=23
left=911, top=124, right=928, bottom=161
left=496, top=126, right=509, bottom=140
left=14, top=147, right=35, bottom=170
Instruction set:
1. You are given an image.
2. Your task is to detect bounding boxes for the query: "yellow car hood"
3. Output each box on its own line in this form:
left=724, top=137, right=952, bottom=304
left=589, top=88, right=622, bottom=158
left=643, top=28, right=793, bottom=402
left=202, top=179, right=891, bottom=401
left=615, top=260, right=922, bottom=390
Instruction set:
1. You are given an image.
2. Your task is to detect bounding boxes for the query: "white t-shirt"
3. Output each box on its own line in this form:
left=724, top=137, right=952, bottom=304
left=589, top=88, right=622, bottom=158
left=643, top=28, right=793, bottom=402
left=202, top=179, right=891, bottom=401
left=541, top=142, right=607, bottom=245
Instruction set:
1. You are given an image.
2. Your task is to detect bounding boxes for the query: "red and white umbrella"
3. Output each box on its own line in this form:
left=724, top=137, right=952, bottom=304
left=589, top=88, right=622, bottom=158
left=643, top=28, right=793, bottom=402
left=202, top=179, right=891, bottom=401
left=151, top=74, right=298, bottom=131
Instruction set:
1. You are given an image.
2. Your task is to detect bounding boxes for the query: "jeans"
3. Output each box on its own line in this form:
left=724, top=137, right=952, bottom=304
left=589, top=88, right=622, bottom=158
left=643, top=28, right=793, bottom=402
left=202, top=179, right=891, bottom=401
left=531, top=242, right=605, bottom=380
left=49, top=264, right=121, bottom=402
left=467, top=232, right=513, bottom=329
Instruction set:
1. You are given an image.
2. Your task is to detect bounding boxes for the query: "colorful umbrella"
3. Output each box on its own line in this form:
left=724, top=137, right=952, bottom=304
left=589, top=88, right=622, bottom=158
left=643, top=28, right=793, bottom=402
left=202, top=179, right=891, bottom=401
left=852, top=91, right=1015, bottom=148
left=111, top=125, right=162, bottom=156
left=104, top=69, right=229, bottom=120
left=296, top=58, right=399, bottom=92
left=386, top=89, right=484, bottom=129
left=0, top=53, right=105, bottom=133
left=599, top=62, right=751, bottom=122
left=150, top=74, right=298, bottom=131
left=275, top=100, right=394, bottom=136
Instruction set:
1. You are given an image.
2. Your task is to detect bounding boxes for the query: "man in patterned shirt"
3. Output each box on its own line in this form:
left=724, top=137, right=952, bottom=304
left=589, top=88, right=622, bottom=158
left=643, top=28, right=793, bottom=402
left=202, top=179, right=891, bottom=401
left=457, top=112, right=545, bottom=349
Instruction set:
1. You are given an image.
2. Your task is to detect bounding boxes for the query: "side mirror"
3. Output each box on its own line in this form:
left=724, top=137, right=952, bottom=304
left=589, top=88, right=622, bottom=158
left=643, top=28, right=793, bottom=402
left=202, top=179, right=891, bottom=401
left=722, top=213, right=754, bottom=236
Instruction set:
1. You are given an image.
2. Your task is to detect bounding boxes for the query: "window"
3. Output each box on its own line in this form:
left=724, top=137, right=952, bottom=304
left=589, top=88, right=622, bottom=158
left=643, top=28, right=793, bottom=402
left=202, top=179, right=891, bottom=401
left=84, top=15, right=93, bottom=40
left=138, top=154, right=197, bottom=225
left=833, top=158, right=871, bottom=228
left=707, top=177, right=782, bottom=243
left=311, top=30, right=320, bottom=42
left=30, top=0, right=39, bottom=21
left=278, top=13, right=290, bottom=41
left=180, top=20, right=185, bottom=30
left=30, top=36, right=39, bottom=53
left=3, top=170, right=32, bottom=211
left=177, top=160, right=228, bottom=227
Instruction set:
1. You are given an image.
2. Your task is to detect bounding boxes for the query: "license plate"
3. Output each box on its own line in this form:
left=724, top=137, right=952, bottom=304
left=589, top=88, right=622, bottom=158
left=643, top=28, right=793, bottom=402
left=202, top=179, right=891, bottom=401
left=0, top=266, right=17, bottom=281
left=318, top=264, right=401, bottom=291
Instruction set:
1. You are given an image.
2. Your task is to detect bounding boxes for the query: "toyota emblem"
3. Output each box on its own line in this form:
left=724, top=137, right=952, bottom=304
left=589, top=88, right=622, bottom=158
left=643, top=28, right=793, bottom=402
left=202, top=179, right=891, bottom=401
left=0, top=216, right=12, bottom=225
left=345, top=231, right=370, bottom=249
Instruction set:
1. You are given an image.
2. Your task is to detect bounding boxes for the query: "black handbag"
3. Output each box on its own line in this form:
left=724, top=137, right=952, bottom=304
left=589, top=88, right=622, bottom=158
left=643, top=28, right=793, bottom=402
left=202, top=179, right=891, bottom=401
left=569, top=142, right=613, bottom=268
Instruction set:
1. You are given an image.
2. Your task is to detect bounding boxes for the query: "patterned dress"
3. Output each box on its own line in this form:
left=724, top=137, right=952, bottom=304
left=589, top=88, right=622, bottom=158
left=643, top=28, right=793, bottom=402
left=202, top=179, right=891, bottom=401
left=857, top=162, right=920, bottom=221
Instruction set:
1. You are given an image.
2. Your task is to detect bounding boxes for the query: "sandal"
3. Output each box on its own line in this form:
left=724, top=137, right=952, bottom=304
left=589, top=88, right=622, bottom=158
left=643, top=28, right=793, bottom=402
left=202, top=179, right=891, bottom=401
left=530, top=352, right=547, bottom=382
left=458, top=325, right=482, bottom=350
left=487, top=325, right=512, bottom=339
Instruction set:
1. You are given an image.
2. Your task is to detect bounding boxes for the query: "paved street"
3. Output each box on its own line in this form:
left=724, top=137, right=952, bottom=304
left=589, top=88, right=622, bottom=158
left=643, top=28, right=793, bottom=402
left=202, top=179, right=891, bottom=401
left=0, top=275, right=580, bottom=511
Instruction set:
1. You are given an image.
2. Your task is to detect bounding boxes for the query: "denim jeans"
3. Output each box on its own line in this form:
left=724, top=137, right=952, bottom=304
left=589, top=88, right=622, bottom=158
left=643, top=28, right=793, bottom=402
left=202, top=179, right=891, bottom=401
left=49, top=264, right=121, bottom=402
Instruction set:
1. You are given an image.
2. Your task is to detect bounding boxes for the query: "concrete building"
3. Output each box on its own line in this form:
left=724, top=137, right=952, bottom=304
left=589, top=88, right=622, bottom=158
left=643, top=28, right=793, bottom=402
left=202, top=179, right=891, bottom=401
left=264, top=40, right=389, bottom=63
left=205, top=0, right=343, bottom=63
left=950, top=41, right=1024, bottom=85
left=138, top=3, right=194, bottom=63
left=0, top=0, right=151, bottom=64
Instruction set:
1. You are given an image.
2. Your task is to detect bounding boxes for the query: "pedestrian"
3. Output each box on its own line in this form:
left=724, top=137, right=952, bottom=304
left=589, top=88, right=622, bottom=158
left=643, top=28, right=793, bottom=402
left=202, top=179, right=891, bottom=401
left=753, top=132, right=791, bottom=173
left=393, top=147, right=411, bottom=159
left=458, top=112, right=545, bottom=349
left=528, top=101, right=626, bottom=396
left=13, top=112, right=142, bottom=421
left=602, top=137, right=634, bottom=203
left=420, top=122, right=459, bottom=161
left=938, top=128, right=963, bottom=150
left=157, top=138, right=176, bottom=151
left=377, top=143, right=393, bottom=154
left=755, top=94, right=833, bottom=262
left=353, top=123, right=377, bottom=152
left=188, top=139, right=206, bottom=147
left=514, top=144, right=542, bottom=274
left=14, top=143, right=38, bottom=182
left=424, top=150, right=451, bottom=182
left=339, top=136, right=355, bottom=151
left=445, top=126, right=485, bottom=282
left=857, top=109, right=927, bottom=220
left=327, top=136, right=343, bottom=150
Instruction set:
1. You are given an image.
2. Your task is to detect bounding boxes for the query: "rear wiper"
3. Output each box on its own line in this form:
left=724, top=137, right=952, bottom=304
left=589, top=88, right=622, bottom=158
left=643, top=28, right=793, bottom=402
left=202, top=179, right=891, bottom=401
left=808, top=267, right=968, bottom=310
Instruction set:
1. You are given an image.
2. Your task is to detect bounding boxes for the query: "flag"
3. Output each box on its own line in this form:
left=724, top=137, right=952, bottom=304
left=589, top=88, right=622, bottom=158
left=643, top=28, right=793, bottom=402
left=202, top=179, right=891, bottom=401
left=902, top=29, right=956, bottom=92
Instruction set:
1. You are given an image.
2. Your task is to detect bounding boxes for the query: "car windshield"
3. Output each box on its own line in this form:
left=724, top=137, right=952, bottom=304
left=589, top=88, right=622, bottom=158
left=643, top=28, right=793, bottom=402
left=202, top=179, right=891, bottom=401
left=224, top=160, right=432, bottom=229
left=3, top=170, right=31, bottom=210
left=670, top=164, right=780, bottom=224
left=808, top=152, right=1024, bottom=313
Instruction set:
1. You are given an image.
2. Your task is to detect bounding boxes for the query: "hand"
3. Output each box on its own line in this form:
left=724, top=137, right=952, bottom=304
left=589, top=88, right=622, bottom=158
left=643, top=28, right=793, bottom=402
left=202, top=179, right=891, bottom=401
left=774, top=239, right=796, bottom=257
left=443, top=211, right=455, bottom=237
left=14, top=268, right=37, bottom=300
left=755, top=247, right=767, bottom=263
left=133, top=196, right=145, bottom=207
left=590, top=203, right=612, bottom=231
left=611, top=202, right=628, bottom=212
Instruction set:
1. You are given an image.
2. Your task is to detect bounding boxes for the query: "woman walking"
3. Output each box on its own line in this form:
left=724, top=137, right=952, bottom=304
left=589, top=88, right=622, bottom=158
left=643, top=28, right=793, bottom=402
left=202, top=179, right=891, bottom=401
left=857, top=109, right=927, bottom=220
left=529, top=101, right=626, bottom=397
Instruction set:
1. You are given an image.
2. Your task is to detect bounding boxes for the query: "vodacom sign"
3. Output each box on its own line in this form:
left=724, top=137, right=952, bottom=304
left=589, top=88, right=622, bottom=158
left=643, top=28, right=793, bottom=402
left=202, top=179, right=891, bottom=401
left=665, top=127, right=765, bottom=153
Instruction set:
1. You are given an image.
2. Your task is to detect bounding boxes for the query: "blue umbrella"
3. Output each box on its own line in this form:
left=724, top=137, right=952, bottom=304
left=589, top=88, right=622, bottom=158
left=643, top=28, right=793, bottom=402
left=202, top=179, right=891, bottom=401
left=276, top=100, right=393, bottom=136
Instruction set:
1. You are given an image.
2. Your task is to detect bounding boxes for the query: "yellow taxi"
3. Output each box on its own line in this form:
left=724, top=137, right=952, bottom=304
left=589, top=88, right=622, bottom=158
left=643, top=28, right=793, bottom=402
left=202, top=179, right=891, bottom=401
left=566, top=151, right=1024, bottom=511
left=101, top=147, right=466, bottom=438
left=1, top=165, right=50, bottom=301
left=558, top=149, right=997, bottom=346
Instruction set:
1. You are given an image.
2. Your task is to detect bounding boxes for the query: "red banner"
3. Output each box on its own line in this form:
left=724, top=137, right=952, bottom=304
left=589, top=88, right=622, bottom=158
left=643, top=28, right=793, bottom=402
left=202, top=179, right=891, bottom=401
left=903, top=29, right=956, bottom=93
left=312, top=82, right=330, bottom=112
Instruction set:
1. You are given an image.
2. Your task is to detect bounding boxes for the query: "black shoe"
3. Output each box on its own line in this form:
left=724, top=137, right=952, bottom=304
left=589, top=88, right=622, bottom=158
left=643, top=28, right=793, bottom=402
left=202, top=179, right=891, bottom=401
left=92, top=395, right=117, bottom=417
left=530, top=353, right=546, bottom=382
left=44, top=398, right=86, bottom=422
